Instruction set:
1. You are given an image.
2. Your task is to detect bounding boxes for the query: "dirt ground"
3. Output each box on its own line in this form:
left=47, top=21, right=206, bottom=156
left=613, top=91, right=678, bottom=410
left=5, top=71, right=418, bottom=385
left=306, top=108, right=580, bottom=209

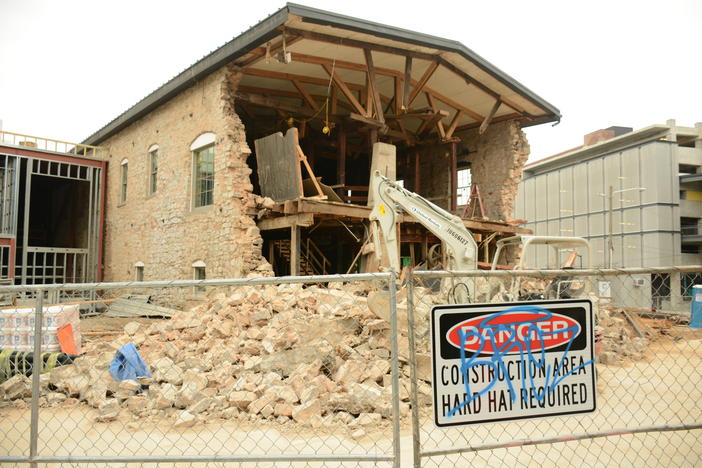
left=2, top=333, right=701, bottom=467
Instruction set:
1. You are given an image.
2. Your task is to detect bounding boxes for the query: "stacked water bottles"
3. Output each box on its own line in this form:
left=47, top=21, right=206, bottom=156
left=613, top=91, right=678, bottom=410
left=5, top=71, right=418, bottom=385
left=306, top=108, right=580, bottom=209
left=0, top=305, right=81, bottom=352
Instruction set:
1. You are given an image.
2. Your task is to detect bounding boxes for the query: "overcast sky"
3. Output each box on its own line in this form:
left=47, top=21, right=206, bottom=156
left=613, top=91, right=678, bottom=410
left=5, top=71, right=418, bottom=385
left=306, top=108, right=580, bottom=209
left=1, top=0, right=700, bottom=161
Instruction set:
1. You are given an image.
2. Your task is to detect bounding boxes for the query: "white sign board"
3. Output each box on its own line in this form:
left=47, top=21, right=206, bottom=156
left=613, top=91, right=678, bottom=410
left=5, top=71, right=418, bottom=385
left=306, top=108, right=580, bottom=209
left=431, top=299, right=596, bottom=427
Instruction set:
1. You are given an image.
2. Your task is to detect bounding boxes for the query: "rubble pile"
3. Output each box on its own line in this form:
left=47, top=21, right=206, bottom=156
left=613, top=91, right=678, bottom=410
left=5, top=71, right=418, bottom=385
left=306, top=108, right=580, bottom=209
left=2, top=284, right=439, bottom=430
left=595, top=304, right=652, bottom=364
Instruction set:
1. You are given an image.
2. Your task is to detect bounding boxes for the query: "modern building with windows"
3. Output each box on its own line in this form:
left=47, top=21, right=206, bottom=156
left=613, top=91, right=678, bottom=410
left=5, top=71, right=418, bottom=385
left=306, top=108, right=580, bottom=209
left=515, top=119, right=702, bottom=310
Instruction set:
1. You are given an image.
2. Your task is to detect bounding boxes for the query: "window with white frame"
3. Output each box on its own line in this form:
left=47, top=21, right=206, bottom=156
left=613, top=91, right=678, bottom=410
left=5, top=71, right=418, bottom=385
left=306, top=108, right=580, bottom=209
left=134, top=261, right=144, bottom=282
left=190, top=133, right=216, bottom=208
left=192, top=260, right=206, bottom=292
left=120, top=159, right=128, bottom=203
left=148, top=144, right=159, bottom=195
left=457, top=167, right=472, bottom=206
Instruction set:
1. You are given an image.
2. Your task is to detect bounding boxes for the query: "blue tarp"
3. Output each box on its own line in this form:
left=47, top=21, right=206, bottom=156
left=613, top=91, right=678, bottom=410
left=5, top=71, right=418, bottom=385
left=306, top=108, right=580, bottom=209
left=109, top=342, right=152, bottom=382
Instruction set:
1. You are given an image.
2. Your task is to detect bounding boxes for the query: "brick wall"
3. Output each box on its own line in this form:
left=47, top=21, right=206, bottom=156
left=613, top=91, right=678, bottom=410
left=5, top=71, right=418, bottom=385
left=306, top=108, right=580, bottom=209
left=101, top=64, right=269, bottom=282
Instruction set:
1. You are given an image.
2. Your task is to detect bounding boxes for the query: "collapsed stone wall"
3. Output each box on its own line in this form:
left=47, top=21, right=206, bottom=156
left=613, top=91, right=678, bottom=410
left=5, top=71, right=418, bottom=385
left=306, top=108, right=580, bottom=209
left=458, top=120, right=530, bottom=221
left=101, top=64, right=269, bottom=282
left=416, top=120, right=529, bottom=221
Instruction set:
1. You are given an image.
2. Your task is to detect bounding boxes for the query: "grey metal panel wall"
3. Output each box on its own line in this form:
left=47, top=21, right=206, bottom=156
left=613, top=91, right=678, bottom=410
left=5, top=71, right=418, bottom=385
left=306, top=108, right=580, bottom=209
left=515, top=141, right=680, bottom=269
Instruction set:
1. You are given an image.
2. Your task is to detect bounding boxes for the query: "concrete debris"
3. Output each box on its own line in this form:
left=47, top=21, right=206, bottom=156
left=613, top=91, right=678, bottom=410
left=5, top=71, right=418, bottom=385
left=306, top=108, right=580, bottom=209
left=25, top=284, right=442, bottom=430
left=0, top=374, right=31, bottom=400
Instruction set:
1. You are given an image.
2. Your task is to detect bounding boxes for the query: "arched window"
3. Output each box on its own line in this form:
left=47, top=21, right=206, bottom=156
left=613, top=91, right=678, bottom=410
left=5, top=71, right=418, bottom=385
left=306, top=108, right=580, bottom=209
left=190, top=133, right=215, bottom=208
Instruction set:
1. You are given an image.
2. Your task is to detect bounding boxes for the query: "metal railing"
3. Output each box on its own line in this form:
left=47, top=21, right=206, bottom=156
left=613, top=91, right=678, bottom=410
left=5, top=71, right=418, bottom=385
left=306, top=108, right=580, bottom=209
left=0, top=130, right=106, bottom=159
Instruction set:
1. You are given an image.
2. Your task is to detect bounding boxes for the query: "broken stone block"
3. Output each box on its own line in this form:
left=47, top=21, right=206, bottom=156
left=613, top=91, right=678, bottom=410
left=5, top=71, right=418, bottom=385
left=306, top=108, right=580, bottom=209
left=46, top=392, right=67, bottom=406
left=126, top=395, right=148, bottom=414
left=152, top=357, right=183, bottom=385
left=349, top=412, right=382, bottom=427
left=292, top=399, right=322, bottom=426
left=123, top=321, right=141, bottom=336
left=228, top=391, right=257, bottom=409
left=174, top=410, right=197, bottom=428
left=154, top=383, right=177, bottom=409
left=189, top=396, right=213, bottom=414
left=95, top=400, right=120, bottom=422
left=0, top=374, right=31, bottom=400
left=118, top=379, right=141, bottom=392
left=249, top=394, right=276, bottom=415
left=265, top=385, right=298, bottom=404
left=365, top=360, right=391, bottom=383
left=274, top=403, right=293, bottom=417
left=333, top=360, right=366, bottom=387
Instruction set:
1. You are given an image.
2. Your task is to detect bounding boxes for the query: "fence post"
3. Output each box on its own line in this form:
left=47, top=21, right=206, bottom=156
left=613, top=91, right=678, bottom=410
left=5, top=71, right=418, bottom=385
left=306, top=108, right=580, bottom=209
left=388, top=270, right=401, bottom=468
left=406, top=269, right=422, bottom=468
left=29, top=290, right=44, bottom=467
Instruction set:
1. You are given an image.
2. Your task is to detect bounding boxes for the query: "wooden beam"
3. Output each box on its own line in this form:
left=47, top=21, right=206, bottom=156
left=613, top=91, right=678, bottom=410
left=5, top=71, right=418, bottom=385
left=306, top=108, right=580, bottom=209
left=291, top=80, right=319, bottom=111
left=291, top=52, right=401, bottom=78
left=394, top=76, right=402, bottom=114
left=267, top=28, right=541, bottom=117
left=236, top=92, right=339, bottom=122
left=258, top=213, right=314, bottom=231
left=245, top=67, right=364, bottom=91
left=445, top=110, right=463, bottom=140
left=455, top=112, right=522, bottom=133
left=407, top=61, right=438, bottom=107
left=364, top=49, right=385, bottom=124
left=291, top=224, right=300, bottom=275
left=349, top=112, right=388, bottom=132
left=238, top=35, right=304, bottom=67
left=450, top=142, right=458, bottom=212
left=285, top=27, right=437, bottom=62
left=425, top=92, right=446, bottom=140
left=479, top=99, right=502, bottom=135
left=238, top=85, right=354, bottom=112
left=296, top=199, right=371, bottom=220
left=321, top=63, right=367, bottom=116
left=429, top=89, right=484, bottom=122
left=414, top=150, right=420, bottom=192
left=331, top=86, right=338, bottom=114
left=403, top=56, right=412, bottom=110
left=337, top=129, right=346, bottom=189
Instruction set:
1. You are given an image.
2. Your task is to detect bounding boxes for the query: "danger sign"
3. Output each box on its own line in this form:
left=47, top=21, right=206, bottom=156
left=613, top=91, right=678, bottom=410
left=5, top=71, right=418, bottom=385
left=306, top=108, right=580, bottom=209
left=431, top=299, right=596, bottom=427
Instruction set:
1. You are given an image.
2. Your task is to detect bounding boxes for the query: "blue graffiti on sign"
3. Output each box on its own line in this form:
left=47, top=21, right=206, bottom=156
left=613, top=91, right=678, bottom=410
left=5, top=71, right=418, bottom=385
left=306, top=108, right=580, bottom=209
left=446, top=305, right=594, bottom=418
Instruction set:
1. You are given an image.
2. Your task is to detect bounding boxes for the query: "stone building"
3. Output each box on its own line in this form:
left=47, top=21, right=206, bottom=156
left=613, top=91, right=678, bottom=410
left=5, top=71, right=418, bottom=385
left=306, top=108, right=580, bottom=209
left=83, top=4, right=560, bottom=282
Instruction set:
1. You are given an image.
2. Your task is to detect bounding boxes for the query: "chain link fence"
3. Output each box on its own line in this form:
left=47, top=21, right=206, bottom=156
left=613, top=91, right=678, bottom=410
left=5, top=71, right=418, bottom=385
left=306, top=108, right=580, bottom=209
left=0, top=273, right=402, bottom=467
left=1, top=267, right=701, bottom=466
left=407, top=266, right=702, bottom=467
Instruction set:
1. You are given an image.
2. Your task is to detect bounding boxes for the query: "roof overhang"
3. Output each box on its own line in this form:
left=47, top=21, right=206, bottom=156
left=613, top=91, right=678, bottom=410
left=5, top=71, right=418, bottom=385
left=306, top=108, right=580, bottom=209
left=84, top=3, right=560, bottom=146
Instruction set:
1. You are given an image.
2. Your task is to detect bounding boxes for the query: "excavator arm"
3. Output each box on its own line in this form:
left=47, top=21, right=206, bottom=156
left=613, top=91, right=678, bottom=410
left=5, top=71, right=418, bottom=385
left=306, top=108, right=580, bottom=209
left=369, top=171, right=478, bottom=302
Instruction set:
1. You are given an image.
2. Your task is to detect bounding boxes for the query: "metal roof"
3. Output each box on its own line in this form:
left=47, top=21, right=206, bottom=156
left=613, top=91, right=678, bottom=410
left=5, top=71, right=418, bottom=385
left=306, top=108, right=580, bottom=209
left=83, top=3, right=561, bottom=146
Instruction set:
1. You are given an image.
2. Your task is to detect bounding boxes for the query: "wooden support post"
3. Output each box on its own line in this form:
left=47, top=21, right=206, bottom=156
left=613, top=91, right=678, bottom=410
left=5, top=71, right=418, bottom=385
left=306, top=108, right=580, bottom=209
left=291, top=224, right=300, bottom=276
left=394, top=76, right=402, bottom=114
left=414, top=150, right=420, bottom=192
left=364, top=49, right=385, bottom=124
left=403, top=56, right=412, bottom=110
left=337, top=128, right=347, bottom=195
left=450, top=142, right=458, bottom=212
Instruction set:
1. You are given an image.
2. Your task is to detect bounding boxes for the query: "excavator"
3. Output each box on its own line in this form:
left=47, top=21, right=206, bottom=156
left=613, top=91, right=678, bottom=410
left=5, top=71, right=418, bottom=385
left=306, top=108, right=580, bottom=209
left=368, top=171, right=592, bottom=303
left=368, top=170, right=478, bottom=303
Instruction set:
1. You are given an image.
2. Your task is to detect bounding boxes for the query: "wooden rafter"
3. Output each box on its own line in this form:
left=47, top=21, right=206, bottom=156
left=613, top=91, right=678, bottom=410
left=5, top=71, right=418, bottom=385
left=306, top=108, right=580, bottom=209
left=479, top=99, right=502, bottom=135
left=394, top=76, right=402, bottom=114
left=238, top=85, right=354, bottom=112
left=425, top=92, right=446, bottom=140
left=407, top=61, right=438, bottom=107
left=364, top=49, right=384, bottom=124
left=237, top=35, right=304, bottom=67
left=284, top=27, right=532, bottom=114
left=445, top=110, right=463, bottom=140
left=291, top=80, right=319, bottom=111
left=455, top=112, right=523, bottom=133
left=403, top=56, right=412, bottom=110
left=321, top=63, right=367, bottom=116
left=236, top=92, right=340, bottom=123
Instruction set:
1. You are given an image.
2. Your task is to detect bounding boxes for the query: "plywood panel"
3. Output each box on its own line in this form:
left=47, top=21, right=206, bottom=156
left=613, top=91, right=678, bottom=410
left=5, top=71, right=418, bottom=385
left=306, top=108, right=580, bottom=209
left=254, top=129, right=302, bottom=202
